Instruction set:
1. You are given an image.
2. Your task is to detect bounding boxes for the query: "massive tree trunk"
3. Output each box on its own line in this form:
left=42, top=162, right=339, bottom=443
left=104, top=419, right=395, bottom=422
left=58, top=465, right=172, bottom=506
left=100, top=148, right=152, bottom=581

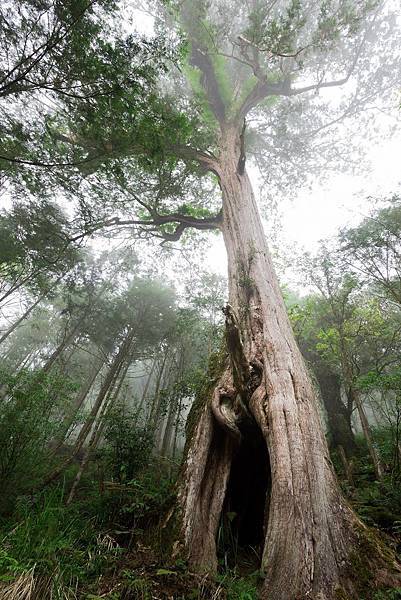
left=172, top=127, right=398, bottom=599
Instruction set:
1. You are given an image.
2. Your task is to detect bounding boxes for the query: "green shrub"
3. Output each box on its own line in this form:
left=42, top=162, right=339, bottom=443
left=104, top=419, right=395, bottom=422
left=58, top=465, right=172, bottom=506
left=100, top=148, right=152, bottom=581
left=216, top=570, right=259, bottom=600
left=333, top=429, right=401, bottom=536
left=102, top=403, right=154, bottom=483
left=0, top=367, right=76, bottom=507
left=371, top=588, right=401, bottom=599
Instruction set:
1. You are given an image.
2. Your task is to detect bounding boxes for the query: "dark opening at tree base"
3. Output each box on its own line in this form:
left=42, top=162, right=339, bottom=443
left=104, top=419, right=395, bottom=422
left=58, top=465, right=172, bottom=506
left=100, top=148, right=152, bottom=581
left=217, top=418, right=271, bottom=571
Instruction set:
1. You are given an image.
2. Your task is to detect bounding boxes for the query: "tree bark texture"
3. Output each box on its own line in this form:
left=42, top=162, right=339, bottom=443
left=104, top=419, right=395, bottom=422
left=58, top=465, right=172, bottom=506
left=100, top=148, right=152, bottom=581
left=172, top=127, right=398, bottom=599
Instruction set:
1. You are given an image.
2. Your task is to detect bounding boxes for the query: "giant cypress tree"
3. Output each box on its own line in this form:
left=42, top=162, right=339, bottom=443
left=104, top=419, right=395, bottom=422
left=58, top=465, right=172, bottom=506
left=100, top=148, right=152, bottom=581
left=2, top=1, right=401, bottom=597
left=152, top=3, right=399, bottom=598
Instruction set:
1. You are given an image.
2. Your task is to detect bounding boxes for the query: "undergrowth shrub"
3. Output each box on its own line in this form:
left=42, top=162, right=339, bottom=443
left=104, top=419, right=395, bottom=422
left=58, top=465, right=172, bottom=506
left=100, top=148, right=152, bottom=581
left=333, top=429, right=401, bottom=546
left=217, top=570, right=259, bottom=600
left=102, top=403, right=154, bottom=483
left=0, top=367, right=76, bottom=508
left=369, top=588, right=401, bottom=599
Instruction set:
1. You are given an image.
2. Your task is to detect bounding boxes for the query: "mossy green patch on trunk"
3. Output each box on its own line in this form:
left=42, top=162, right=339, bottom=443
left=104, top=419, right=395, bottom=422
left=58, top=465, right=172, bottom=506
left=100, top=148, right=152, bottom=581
left=338, top=524, right=401, bottom=599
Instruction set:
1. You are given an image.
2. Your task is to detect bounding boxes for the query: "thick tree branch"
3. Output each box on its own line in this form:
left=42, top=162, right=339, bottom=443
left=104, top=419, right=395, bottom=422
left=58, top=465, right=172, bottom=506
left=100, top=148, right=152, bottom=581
left=0, top=144, right=219, bottom=179
left=172, top=145, right=220, bottom=175
left=0, top=153, right=104, bottom=169
left=189, top=46, right=226, bottom=123
left=235, top=17, right=370, bottom=121
left=69, top=207, right=223, bottom=244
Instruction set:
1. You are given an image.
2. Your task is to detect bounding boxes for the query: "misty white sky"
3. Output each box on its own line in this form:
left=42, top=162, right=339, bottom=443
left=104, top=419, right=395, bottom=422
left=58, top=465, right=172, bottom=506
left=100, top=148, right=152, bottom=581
left=205, top=131, right=401, bottom=278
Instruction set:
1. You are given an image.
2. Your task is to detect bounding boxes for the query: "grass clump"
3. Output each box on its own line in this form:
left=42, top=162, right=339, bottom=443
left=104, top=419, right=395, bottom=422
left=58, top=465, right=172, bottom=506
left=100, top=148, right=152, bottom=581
left=216, top=570, right=259, bottom=599
left=0, top=488, right=121, bottom=599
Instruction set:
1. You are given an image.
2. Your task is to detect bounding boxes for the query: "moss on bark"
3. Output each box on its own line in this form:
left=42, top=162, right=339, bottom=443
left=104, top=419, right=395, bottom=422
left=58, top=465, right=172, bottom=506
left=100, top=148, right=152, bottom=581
left=335, top=523, right=401, bottom=599
left=183, top=345, right=227, bottom=455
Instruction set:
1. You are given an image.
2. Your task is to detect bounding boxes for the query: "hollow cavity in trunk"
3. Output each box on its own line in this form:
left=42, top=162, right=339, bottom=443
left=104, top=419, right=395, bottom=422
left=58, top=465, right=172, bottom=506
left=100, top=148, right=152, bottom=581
left=218, top=417, right=271, bottom=571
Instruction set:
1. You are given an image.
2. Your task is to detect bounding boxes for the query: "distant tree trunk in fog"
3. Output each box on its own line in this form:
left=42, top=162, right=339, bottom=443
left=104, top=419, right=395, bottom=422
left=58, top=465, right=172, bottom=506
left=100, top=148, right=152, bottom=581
left=316, top=368, right=357, bottom=458
left=41, top=315, right=86, bottom=374
left=134, top=358, right=157, bottom=421
left=57, top=344, right=81, bottom=376
left=351, top=387, right=383, bottom=480
left=40, top=328, right=134, bottom=487
left=13, top=350, right=34, bottom=372
left=161, top=351, right=185, bottom=457
left=0, top=294, right=44, bottom=346
left=337, top=444, right=354, bottom=485
left=0, top=273, right=37, bottom=306
left=66, top=399, right=108, bottom=505
left=53, top=358, right=105, bottom=450
left=171, top=396, right=183, bottom=459
left=66, top=350, right=133, bottom=503
left=64, top=333, right=130, bottom=448
left=369, top=402, right=382, bottom=427
left=0, top=272, right=65, bottom=308
left=161, top=396, right=177, bottom=457
left=23, top=351, right=42, bottom=371
left=74, top=358, right=105, bottom=413
left=155, top=356, right=180, bottom=452
left=114, top=359, right=132, bottom=403
left=147, top=350, right=169, bottom=430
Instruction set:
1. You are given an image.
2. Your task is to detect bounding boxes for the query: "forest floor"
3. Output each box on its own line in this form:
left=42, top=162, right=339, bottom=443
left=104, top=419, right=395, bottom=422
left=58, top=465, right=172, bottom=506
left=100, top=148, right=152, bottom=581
left=1, top=447, right=401, bottom=600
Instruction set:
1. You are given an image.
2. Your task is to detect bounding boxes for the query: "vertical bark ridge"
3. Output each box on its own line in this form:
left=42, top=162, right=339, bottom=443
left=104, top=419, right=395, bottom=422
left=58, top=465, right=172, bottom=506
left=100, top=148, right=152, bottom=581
left=216, top=131, right=350, bottom=595
left=177, top=397, right=234, bottom=572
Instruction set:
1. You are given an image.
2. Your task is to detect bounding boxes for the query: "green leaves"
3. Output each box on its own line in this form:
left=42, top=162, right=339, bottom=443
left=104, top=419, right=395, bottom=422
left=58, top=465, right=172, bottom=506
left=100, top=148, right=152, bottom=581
left=0, top=367, right=77, bottom=502
left=247, top=0, right=307, bottom=56
left=339, top=196, right=401, bottom=304
left=155, top=568, right=176, bottom=576
left=0, top=198, right=80, bottom=298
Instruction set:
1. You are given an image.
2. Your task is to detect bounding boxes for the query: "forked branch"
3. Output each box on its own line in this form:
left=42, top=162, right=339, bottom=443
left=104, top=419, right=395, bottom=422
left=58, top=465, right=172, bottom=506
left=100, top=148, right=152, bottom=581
left=235, top=14, right=372, bottom=122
